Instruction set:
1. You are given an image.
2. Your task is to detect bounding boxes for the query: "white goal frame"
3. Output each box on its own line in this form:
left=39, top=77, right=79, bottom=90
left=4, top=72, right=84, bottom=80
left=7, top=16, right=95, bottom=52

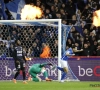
left=0, top=19, right=62, bottom=81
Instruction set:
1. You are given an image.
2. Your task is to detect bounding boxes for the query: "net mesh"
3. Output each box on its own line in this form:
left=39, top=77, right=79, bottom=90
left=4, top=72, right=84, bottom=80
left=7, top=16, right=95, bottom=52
left=0, top=22, right=59, bottom=80
left=0, top=24, right=58, bottom=58
left=0, top=21, right=79, bottom=81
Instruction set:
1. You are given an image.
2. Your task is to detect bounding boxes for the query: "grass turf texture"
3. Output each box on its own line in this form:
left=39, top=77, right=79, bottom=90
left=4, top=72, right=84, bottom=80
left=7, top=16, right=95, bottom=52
left=0, top=81, right=100, bottom=90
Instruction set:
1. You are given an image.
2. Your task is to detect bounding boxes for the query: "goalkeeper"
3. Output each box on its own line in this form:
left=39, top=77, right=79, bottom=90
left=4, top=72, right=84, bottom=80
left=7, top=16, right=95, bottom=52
left=28, top=63, right=52, bottom=82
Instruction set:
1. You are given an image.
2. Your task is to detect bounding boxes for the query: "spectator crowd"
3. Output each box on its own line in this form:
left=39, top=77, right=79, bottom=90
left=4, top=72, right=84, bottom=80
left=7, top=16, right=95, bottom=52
left=0, top=0, right=100, bottom=57
left=0, top=25, right=58, bottom=57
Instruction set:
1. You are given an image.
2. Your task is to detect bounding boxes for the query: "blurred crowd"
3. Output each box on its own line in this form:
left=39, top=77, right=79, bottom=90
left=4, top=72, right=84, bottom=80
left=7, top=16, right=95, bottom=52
left=0, top=0, right=100, bottom=57
left=0, top=25, right=58, bottom=57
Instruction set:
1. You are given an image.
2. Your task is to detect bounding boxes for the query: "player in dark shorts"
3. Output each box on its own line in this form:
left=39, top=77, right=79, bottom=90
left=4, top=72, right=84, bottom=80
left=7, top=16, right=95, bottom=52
left=12, top=40, right=27, bottom=84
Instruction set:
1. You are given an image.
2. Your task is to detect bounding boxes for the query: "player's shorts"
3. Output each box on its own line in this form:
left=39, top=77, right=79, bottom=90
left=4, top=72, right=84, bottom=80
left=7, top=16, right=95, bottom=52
left=15, top=60, right=25, bottom=71
left=32, top=77, right=39, bottom=82
left=28, top=70, right=40, bottom=82
left=60, top=60, right=68, bottom=69
left=29, top=71, right=37, bottom=78
left=29, top=66, right=43, bottom=81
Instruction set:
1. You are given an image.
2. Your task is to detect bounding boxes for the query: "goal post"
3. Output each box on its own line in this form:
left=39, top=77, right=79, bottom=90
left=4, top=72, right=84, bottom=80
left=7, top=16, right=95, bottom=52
left=0, top=19, right=62, bottom=81
left=0, top=19, right=79, bottom=81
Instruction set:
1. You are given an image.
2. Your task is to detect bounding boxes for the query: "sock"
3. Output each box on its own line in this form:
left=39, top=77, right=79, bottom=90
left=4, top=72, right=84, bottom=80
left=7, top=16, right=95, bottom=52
left=14, top=71, right=19, bottom=79
left=22, top=71, right=26, bottom=80
left=61, top=72, right=67, bottom=80
left=43, top=71, right=48, bottom=79
left=57, top=67, right=64, bottom=72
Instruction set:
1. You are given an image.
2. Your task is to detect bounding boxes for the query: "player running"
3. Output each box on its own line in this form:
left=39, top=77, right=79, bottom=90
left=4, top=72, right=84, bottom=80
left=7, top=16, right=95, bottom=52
left=12, top=40, right=27, bottom=84
left=28, top=63, right=52, bottom=82
left=52, top=47, right=75, bottom=82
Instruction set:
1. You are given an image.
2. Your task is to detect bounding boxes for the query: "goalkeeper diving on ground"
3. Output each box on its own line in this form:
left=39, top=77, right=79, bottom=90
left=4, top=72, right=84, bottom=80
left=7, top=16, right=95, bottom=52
left=28, top=63, right=53, bottom=82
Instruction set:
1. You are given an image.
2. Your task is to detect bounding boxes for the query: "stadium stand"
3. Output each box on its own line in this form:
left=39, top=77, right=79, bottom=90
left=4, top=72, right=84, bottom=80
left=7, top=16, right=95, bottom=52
left=0, top=0, right=100, bottom=57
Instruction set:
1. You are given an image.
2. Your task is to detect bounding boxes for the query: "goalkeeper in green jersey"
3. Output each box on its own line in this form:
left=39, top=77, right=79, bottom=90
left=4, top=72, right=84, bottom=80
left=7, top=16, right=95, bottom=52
left=28, top=63, right=52, bottom=82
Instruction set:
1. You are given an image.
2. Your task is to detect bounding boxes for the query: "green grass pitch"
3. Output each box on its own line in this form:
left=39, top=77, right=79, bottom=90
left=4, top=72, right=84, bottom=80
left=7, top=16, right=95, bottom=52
left=0, top=81, right=100, bottom=90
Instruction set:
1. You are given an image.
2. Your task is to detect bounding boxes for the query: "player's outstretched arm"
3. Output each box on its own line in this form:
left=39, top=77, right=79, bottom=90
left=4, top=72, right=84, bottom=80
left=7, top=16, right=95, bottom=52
left=73, top=49, right=83, bottom=52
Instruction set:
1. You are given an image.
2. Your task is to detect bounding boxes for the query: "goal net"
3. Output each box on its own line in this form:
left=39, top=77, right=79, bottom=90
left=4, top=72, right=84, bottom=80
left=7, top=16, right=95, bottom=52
left=0, top=19, right=79, bottom=81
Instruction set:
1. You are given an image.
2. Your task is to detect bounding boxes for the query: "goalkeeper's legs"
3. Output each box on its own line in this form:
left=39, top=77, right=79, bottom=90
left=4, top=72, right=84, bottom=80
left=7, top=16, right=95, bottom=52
left=30, top=72, right=42, bottom=82
left=29, top=67, right=52, bottom=82
left=32, top=77, right=40, bottom=82
left=29, top=68, right=42, bottom=82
